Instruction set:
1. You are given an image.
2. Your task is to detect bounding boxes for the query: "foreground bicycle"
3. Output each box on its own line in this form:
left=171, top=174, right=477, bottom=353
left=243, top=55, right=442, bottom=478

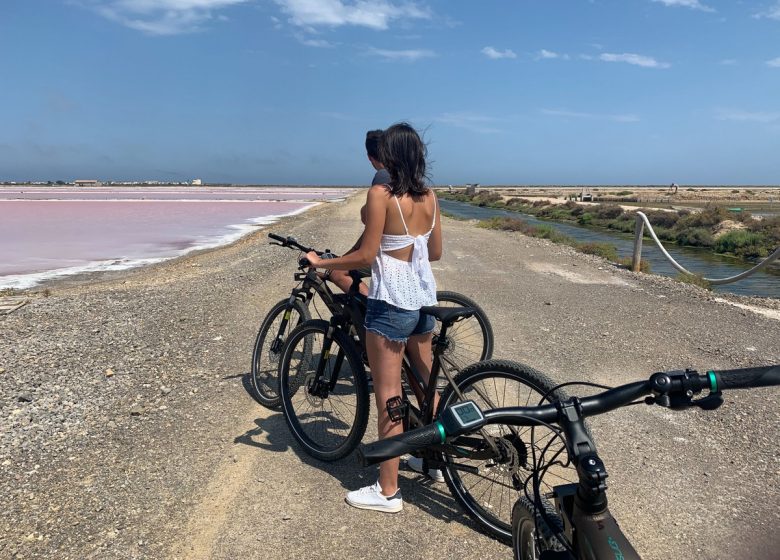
left=251, top=233, right=494, bottom=407
left=358, top=364, right=780, bottom=555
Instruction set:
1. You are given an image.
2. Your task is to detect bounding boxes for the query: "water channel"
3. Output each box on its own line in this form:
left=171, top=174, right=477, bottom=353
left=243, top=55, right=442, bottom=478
left=439, top=199, right=780, bottom=299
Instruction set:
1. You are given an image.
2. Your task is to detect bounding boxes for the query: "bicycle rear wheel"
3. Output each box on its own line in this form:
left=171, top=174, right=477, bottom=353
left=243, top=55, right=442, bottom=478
left=438, top=360, right=586, bottom=543
left=279, top=320, right=369, bottom=461
left=512, top=497, right=567, bottom=560
left=251, top=298, right=310, bottom=408
left=434, top=290, right=494, bottom=371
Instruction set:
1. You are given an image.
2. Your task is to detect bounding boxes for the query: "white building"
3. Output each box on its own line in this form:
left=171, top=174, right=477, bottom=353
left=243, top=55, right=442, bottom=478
left=191, top=178, right=203, bottom=186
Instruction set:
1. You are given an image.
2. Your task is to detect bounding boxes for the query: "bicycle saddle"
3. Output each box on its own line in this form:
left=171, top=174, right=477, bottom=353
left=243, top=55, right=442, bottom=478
left=420, top=305, right=475, bottom=324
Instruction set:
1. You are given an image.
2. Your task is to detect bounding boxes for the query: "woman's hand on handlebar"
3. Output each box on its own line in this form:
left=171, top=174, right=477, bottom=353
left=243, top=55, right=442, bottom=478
left=304, top=251, right=322, bottom=268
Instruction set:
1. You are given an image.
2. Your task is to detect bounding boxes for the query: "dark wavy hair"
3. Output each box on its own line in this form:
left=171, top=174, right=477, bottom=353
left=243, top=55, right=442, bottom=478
left=378, top=122, right=429, bottom=199
left=365, top=129, right=383, bottom=161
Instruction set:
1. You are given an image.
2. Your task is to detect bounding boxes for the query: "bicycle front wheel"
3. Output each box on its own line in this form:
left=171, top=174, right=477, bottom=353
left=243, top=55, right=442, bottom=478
left=512, top=497, right=566, bottom=560
left=251, top=298, right=310, bottom=408
left=279, top=320, right=369, bottom=461
left=434, top=291, right=494, bottom=371
left=438, top=360, right=585, bottom=543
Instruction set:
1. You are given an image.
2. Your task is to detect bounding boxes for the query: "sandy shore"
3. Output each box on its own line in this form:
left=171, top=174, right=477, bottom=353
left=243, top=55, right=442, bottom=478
left=1, top=193, right=778, bottom=559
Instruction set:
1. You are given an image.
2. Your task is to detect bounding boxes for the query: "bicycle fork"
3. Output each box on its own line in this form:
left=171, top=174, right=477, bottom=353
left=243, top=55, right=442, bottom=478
left=307, top=321, right=346, bottom=399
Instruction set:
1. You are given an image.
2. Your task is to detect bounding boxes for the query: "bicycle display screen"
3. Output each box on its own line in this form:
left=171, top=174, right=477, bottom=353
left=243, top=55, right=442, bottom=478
left=447, top=401, right=485, bottom=431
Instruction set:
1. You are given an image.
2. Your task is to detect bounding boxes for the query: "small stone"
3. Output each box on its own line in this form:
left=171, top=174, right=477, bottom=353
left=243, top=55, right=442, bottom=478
left=212, top=336, right=223, bottom=341
left=129, top=406, right=144, bottom=416
left=282, top=515, right=292, bottom=521
left=0, top=368, right=5, bottom=374
left=105, top=368, right=114, bottom=378
left=544, top=301, right=552, bottom=306
left=160, top=386, right=171, bottom=395
left=17, top=394, right=32, bottom=403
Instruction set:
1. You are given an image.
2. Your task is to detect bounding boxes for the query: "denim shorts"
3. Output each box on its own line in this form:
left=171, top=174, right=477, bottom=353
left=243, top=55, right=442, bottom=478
left=364, top=298, right=435, bottom=344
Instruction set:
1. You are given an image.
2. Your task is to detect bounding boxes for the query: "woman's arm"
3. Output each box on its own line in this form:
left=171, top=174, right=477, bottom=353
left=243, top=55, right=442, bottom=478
left=427, top=191, right=443, bottom=261
left=306, top=186, right=387, bottom=270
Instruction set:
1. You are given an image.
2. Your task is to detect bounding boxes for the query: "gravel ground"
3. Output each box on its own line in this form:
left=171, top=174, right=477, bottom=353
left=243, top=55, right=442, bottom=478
left=1, top=192, right=778, bottom=560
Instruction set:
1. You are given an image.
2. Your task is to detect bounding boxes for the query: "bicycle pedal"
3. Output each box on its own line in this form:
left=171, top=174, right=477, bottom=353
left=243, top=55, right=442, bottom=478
left=386, top=396, right=408, bottom=423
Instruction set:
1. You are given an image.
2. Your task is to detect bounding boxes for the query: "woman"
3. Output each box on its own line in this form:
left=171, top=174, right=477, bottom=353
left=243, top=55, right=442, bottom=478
left=305, top=122, right=442, bottom=513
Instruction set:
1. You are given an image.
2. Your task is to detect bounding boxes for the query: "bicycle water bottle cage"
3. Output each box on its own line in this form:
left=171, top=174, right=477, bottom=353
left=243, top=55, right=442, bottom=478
left=386, top=396, right=408, bottom=423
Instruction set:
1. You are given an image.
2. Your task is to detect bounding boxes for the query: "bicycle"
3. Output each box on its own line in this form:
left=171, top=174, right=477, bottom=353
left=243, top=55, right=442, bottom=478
left=251, top=233, right=494, bottom=408
left=357, top=363, right=780, bottom=557
left=280, top=290, right=579, bottom=544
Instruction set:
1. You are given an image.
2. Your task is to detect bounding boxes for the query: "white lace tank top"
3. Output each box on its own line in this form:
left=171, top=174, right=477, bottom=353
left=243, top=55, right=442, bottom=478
left=367, top=193, right=438, bottom=310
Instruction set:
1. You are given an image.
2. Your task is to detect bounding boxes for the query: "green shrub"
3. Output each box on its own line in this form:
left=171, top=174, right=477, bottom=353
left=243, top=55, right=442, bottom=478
left=578, top=213, right=593, bottom=225
left=675, top=227, right=715, bottom=247
left=677, top=205, right=729, bottom=228
left=576, top=242, right=619, bottom=261
left=617, top=257, right=652, bottom=273
left=714, top=230, right=769, bottom=259
left=593, top=204, right=624, bottom=220
left=473, top=191, right=502, bottom=206
left=641, top=209, right=679, bottom=229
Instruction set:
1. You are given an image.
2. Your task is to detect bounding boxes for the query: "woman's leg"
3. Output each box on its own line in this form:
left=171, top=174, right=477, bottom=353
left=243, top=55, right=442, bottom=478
left=406, top=332, right=437, bottom=411
left=365, top=331, right=405, bottom=495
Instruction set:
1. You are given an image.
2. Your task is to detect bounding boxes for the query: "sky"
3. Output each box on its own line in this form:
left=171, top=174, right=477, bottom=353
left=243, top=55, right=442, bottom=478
left=1, top=0, right=779, bottom=185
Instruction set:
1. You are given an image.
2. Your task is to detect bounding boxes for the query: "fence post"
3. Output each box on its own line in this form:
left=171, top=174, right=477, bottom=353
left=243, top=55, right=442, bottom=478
left=632, top=214, right=644, bottom=272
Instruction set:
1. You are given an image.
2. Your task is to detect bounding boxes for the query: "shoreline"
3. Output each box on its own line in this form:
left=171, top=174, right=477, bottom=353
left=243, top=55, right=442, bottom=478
left=0, top=193, right=355, bottom=291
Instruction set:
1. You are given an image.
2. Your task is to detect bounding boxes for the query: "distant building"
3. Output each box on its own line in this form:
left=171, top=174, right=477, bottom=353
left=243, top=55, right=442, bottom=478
left=191, top=178, right=203, bottom=186
left=465, top=183, right=480, bottom=195
left=74, top=179, right=102, bottom=186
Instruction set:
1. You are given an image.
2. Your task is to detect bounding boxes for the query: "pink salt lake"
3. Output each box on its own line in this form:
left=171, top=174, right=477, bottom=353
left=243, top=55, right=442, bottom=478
left=0, top=186, right=354, bottom=289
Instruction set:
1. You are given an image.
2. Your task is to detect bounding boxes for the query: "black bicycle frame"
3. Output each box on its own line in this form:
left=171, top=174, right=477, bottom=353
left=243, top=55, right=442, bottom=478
left=547, top=399, right=641, bottom=560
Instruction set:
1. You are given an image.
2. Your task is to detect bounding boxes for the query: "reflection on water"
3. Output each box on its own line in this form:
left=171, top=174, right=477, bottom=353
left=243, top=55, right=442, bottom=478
left=440, top=199, right=779, bottom=299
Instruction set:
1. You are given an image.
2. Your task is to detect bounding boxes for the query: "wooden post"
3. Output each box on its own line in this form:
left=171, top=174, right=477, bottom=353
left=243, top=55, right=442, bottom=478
left=632, top=214, right=644, bottom=272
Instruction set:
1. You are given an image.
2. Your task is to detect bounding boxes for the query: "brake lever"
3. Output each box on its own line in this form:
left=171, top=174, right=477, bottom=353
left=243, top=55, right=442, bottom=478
left=692, top=392, right=723, bottom=410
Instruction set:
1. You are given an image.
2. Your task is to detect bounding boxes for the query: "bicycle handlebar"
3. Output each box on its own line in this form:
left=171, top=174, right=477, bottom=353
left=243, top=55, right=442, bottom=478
left=359, top=424, right=442, bottom=466
left=267, top=232, right=331, bottom=256
left=267, top=233, right=340, bottom=269
left=357, top=364, right=780, bottom=466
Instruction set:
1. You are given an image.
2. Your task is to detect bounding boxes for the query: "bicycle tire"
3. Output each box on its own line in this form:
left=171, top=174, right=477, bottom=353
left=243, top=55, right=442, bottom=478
left=279, top=319, right=370, bottom=461
left=434, top=291, right=494, bottom=371
left=511, top=497, right=567, bottom=560
left=437, top=359, right=588, bottom=543
left=251, top=298, right=310, bottom=408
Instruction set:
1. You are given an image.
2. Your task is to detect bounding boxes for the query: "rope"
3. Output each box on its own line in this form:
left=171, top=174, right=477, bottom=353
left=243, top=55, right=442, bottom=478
left=635, top=211, right=780, bottom=286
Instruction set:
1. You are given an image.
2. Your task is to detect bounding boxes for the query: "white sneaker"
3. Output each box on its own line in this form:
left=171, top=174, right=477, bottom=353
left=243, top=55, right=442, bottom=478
left=406, top=456, right=445, bottom=483
left=345, top=481, right=403, bottom=513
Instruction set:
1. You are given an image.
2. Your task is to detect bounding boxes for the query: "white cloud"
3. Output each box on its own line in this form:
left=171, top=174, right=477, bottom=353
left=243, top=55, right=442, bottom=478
left=435, top=112, right=502, bottom=134
left=599, top=52, right=671, bottom=68
left=272, top=0, right=431, bottom=30
left=715, top=109, right=780, bottom=123
left=89, top=0, right=247, bottom=35
left=652, top=0, right=715, bottom=12
left=536, top=49, right=570, bottom=60
left=542, top=109, right=640, bottom=123
left=719, top=58, right=737, bottom=65
left=753, top=3, right=780, bottom=20
left=295, top=33, right=335, bottom=47
left=767, top=57, right=780, bottom=67
left=481, top=46, right=517, bottom=59
left=368, top=47, right=435, bottom=61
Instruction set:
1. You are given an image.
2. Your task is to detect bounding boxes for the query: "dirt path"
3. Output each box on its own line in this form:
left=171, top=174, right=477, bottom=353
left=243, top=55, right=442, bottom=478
left=1, top=193, right=778, bottom=560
